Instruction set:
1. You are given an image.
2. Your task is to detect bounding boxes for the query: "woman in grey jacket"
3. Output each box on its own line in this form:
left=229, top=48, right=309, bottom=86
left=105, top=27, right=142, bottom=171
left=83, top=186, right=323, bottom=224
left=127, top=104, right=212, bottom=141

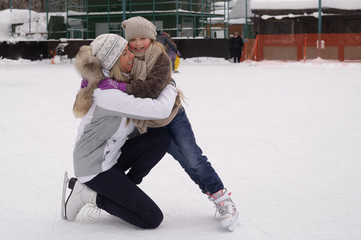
left=61, top=34, right=177, bottom=229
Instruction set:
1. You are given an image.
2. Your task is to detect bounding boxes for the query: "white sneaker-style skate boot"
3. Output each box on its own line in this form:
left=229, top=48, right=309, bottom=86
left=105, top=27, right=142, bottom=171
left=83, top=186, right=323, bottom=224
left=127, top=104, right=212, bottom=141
left=61, top=172, right=98, bottom=221
left=208, top=189, right=239, bottom=231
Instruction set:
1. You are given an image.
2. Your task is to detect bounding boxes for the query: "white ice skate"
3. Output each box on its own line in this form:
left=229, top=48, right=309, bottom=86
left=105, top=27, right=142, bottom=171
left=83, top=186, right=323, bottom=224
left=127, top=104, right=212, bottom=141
left=209, top=189, right=239, bottom=231
left=61, top=171, right=98, bottom=221
left=61, top=171, right=69, bottom=220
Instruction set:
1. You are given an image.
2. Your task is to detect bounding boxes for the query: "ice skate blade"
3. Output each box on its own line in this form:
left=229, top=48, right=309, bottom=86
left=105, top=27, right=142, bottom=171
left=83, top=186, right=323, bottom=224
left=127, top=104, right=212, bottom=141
left=224, top=212, right=239, bottom=232
left=61, top=171, right=69, bottom=220
left=227, top=220, right=239, bottom=232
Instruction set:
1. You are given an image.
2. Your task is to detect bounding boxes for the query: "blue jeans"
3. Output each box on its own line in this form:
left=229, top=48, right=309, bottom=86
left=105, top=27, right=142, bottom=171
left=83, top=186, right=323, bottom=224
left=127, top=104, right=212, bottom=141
left=149, top=107, right=224, bottom=194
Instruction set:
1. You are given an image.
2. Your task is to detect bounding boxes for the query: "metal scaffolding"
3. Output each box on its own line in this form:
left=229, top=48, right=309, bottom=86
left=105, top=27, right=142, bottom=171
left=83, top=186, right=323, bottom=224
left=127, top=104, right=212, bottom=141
left=65, top=0, right=229, bottom=39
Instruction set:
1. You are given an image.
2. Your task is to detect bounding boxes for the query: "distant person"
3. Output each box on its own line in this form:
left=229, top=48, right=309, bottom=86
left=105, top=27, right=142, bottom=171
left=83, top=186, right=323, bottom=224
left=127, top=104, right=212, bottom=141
left=49, top=50, right=55, bottom=59
left=231, top=32, right=244, bottom=63
left=156, top=32, right=180, bottom=72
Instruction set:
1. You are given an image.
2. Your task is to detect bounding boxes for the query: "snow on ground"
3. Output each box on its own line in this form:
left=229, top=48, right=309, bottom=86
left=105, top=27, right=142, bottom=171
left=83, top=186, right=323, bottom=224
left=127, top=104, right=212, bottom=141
left=0, top=57, right=361, bottom=240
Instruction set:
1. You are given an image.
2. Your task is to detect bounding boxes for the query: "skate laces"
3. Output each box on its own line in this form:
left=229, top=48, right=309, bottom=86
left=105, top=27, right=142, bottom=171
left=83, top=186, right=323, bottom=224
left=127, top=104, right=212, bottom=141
left=215, top=199, right=235, bottom=218
left=80, top=194, right=101, bottom=224
left=209, top=189, right=236, bottom=218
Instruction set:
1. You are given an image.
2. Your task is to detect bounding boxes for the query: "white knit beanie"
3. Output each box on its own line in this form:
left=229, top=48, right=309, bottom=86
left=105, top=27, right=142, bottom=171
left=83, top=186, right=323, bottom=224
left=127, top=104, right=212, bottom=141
left=90, top=34, right=128, bottom=70
left=122, top=16, right=157, bottom=41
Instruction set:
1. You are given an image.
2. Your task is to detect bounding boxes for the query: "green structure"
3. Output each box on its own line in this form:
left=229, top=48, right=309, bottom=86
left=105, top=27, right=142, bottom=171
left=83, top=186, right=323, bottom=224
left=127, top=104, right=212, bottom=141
left=65, top=0, right=229, bottom=39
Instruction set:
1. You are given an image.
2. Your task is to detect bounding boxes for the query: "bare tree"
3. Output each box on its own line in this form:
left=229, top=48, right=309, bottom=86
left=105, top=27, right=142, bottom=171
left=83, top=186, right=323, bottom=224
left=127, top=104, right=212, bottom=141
left=0, top=0, right=46, bottom=12
left=0, top=0, right=9, bottom=10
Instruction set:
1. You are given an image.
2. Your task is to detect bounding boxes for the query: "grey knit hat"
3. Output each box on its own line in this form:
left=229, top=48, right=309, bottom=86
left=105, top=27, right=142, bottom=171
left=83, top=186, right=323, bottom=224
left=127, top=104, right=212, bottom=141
left=122, top=16, right=157, bottom=41
left=90, top=34, right=128, bottom=70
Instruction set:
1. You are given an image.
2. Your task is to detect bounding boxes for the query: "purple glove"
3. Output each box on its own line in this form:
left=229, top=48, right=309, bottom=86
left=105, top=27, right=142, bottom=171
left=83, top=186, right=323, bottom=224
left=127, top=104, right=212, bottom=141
left=81, top=79, right=88, bottom=88
left=98, top=78, right=127, bottom=92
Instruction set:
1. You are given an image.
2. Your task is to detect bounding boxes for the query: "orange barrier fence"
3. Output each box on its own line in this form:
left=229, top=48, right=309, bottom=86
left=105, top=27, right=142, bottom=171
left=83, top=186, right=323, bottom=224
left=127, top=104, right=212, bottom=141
left=244, top=33, right=361, bottom=61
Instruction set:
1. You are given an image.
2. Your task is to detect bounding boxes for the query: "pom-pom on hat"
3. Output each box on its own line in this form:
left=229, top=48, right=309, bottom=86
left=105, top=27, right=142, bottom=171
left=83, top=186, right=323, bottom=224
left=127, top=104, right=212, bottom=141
left=90, top=33, right=127, bottom=70
left=121, top=16, right=157, bottom=41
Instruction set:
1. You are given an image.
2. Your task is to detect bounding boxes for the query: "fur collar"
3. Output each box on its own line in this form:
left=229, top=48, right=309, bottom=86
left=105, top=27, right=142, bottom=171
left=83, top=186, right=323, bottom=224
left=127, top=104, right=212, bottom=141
left=73, top=46, right=105, bottom=118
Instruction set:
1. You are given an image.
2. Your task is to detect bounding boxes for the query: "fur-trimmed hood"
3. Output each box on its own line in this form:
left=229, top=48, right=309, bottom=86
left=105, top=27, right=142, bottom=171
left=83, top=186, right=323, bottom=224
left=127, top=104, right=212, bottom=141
left=73, top=46, right=105, bottom=118
left=74, top=45, right=104, bottom=83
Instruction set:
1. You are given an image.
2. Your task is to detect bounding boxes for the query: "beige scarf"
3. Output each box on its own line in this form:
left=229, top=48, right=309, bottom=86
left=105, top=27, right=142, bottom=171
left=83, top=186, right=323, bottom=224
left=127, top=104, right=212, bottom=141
left=130, top=43, right=181, bottom=133
left=130, top=43, right=162, bottom=82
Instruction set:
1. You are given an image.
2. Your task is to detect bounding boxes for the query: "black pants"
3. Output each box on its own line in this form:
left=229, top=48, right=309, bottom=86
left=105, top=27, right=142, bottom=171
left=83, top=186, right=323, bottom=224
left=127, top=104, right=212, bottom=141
left=233, top=50, right=242, bottom=63
left=85, top=131, right=170, bottom=229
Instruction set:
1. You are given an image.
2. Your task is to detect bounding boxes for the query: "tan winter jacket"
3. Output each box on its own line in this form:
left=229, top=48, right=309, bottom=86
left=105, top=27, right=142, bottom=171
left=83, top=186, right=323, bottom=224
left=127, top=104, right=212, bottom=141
left=126, top=52, right=171, bottom=98
left=127, top=52, right=182, bottom=131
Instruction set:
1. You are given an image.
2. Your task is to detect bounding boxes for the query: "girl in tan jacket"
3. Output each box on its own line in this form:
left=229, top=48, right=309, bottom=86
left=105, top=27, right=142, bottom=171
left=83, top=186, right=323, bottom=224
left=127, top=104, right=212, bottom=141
left=97, top=17, right=239, bottom=231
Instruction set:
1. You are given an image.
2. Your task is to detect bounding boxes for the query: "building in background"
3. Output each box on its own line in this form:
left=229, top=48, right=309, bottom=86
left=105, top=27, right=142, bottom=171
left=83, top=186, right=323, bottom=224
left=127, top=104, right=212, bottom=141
left=1, top=0, right=231, bottom=40
left=249, top=0, right=361, bottom=61
left=65, top=0, right=229, bottom=39
left=229, top=0, right=253, bottom=39
left=2, top=0, right=360, bottom=61
left=250, top=0, right=361, bottom=35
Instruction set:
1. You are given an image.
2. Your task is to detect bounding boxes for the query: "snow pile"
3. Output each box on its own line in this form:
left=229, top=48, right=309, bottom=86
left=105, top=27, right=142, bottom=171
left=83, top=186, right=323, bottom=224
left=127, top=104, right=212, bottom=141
left=0, top=10, right=11, bottom=40
left=182, top=57, right=230, bottom=63
left=0, top=9, right=46, bottom=41
left=0, top=9, right=67, bottom=42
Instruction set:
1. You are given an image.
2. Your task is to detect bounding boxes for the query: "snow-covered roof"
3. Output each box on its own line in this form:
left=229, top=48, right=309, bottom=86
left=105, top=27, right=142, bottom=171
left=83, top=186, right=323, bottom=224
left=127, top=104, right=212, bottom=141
left=251, top=0, right=361, bottom=11
left=0, top=9, right=40, bottom=25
